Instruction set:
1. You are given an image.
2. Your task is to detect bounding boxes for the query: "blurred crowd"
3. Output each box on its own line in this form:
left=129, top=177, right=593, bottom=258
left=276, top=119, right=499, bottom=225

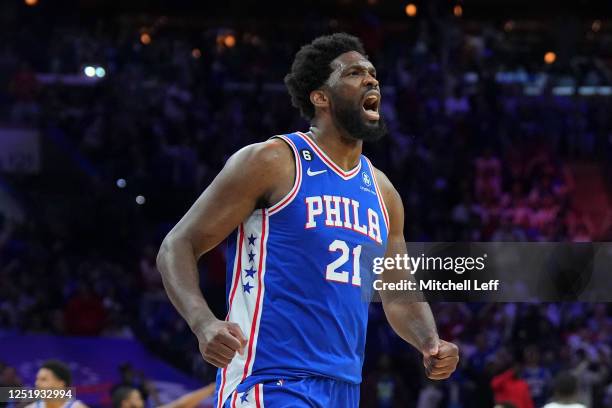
left=0, top=2, right=611, bottom=407
left=362, top=302, right=611, bottom=408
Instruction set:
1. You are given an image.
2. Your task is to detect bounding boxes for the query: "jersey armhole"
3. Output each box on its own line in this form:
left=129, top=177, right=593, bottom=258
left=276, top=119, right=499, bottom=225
left=364, top=157, right=390, bottom=236
left=267, top=135, right=302, bottom=215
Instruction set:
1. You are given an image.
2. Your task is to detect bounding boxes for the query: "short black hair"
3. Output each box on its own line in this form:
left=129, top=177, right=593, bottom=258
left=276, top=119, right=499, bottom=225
left=111, top=385, right=138, bottom=408
left=41, top=360, right=72, bottom=387
left=553, top=371, right=578, bottom=398
left=284, top=33, right=366, bottom=120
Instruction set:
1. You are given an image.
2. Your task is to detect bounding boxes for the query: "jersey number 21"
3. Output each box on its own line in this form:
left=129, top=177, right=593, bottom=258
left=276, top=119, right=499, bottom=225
left=326, top=239, right=362, bottom=286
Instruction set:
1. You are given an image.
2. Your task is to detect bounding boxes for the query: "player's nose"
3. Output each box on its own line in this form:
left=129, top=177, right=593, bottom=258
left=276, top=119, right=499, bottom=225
left=364, top=73, right=379, bottom=88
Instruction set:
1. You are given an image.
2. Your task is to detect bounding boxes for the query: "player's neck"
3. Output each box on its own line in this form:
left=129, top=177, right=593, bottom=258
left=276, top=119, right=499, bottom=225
left=307, top=124, right=362, bottom=171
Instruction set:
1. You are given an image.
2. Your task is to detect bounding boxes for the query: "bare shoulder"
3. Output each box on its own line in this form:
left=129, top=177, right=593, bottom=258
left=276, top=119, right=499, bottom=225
left=222, top=137, right=294, bottom=188
left=231, top=137, right=293, bottom=171
left=224, top=137, right=294, bottom=207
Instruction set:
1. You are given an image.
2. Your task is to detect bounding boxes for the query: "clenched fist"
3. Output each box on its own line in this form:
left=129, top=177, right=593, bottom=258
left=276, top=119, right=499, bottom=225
left=195, top=319, right=248, bottom=368
left=422, top=339, right=459, bottom=380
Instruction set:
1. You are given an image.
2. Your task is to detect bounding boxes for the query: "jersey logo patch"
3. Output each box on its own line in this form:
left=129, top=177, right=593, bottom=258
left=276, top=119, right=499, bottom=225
left=300, top=149, right=312, bottom=161
left=307, top=168, right=327, bottom=176
left=362, top=172, right=372, bottom=186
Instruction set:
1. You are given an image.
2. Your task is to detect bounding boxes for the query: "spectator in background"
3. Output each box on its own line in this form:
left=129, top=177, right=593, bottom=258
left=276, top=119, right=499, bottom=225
left=445, top=85, right=470, bottom=117
left=542, top=371, right=586, bottom=408
left=112, top=386, right=145, bottom=408
left=474, top=147, right=502, bottom=201
left=491, top=213, right=527, bottom=241
left=587, top=304, right=611, bottom=334
left=111, top=364, right=153, bottom=406
left=462, top=359, right=496, bottom=408
left=0, top=363, right=22, bottom=388
left=111, top=383, right=215, bottom=408
left=491, top=366, right=534, bottom=408
left=570, top=349, right=608, bottom=408
left=521, top=345, right=552, bottom=407
left=361, top=354, right=409, bottom=408
left=604, top=382, right=612, bottom=408
left=24, top=359, right=88, bottom=408
left=416, top=380, right=444, bottom=408
left=451, top=192, right=479, bottom=229
left=63, top=283, right=107, bottom=336
left=466, top=333, right=493, bottom=373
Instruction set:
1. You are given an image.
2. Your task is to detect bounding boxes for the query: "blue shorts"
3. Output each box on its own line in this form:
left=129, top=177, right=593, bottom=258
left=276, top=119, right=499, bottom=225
left=220, top=377, right=360, bottom=407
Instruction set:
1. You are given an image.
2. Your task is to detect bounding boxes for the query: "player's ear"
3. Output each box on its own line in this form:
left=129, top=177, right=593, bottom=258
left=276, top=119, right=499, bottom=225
left=310, top=89, right=329, bottom=109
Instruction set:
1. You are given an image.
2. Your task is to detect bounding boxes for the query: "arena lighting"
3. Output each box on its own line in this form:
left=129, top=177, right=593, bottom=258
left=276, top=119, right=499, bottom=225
left=136, top=195, right=146, bottom=205
left=224, top=35, right=236, bottom=48
left=453, top=5, right=463, bottom=17
left=552, top=86, right=574, bottom=96
left=463, top=72, right=478, bottom=83
left=95, top=67, right=106, bottom=78
left=24, top=0, right=38, bottom=6
left=116, top=179, right=126, bottom=188
left=544, top=51, right=556, bottom=64
left=578, top=86, right=597, bottom=96
left=578, top=86, right=612, bottom=96
left=140, top=33, right=151, bottom=45
left=592, top=20, right=602, bottom=32
left=191, top=48, right=202, bottom=59
left=84, top=66, right=96, bottom=77
left=524, top=85, right=543, bottom=96
left=599, top=86, right=612, bottom=95
left=405, top=3, right=417, bottom=17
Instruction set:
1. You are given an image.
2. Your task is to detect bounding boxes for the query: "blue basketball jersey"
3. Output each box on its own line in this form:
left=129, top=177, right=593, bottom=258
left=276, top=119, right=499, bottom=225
left=215, top=131, right=389, bottom=407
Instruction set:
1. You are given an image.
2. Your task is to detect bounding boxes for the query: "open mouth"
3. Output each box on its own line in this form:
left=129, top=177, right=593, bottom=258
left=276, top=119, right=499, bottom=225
left=362, top=92, right=380, bottom=121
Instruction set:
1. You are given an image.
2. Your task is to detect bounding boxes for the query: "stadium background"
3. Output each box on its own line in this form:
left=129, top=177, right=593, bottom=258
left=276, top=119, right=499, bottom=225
left=0, top=0, right=611, bottom=406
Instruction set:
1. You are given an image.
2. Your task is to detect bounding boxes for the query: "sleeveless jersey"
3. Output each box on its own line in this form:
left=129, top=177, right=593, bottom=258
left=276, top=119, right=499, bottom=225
left=215, top=131, right=389, bottom=407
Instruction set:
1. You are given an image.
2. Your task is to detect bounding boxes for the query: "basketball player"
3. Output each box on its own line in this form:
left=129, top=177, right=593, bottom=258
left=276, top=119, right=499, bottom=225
left=24, top=360, right=87, bottom=408
left=157, top=33, right=459, bottom=407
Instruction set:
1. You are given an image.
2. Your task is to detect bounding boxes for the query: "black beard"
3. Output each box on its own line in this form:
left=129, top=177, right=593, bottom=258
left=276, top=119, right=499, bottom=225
left=331, top=93, right=387, bottom=142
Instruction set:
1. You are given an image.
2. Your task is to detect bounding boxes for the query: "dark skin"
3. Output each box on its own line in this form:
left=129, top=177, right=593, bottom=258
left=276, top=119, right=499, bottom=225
left=157, top=50, right=458, bottom=379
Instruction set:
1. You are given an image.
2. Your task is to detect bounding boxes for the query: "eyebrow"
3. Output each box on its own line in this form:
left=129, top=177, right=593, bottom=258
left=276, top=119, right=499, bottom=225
left=343, top=63, right=377, bottom=76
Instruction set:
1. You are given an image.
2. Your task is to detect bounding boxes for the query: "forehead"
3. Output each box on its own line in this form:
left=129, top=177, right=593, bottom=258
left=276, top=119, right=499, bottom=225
left=37, top=368, right=56, bottom=379
left=330, top=51, right=374, bottom=72
left=129, top=390, right=142, bottom=400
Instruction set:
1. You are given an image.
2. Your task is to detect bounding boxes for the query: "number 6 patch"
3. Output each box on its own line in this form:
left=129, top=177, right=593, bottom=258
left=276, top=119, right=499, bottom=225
left=300, top=149, right=312, bottom=161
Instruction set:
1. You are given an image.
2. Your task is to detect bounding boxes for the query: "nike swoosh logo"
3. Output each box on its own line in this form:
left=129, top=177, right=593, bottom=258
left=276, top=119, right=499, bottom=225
left=307, top=168, right=327, bottom=176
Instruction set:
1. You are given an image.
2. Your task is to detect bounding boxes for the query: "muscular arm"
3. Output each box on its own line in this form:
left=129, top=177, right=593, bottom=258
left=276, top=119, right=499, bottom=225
left=375, top=169, right=459, bottom=380
left=156, top=139, right=294, bottom=367
left=375, top=170, right=439, bottom=352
